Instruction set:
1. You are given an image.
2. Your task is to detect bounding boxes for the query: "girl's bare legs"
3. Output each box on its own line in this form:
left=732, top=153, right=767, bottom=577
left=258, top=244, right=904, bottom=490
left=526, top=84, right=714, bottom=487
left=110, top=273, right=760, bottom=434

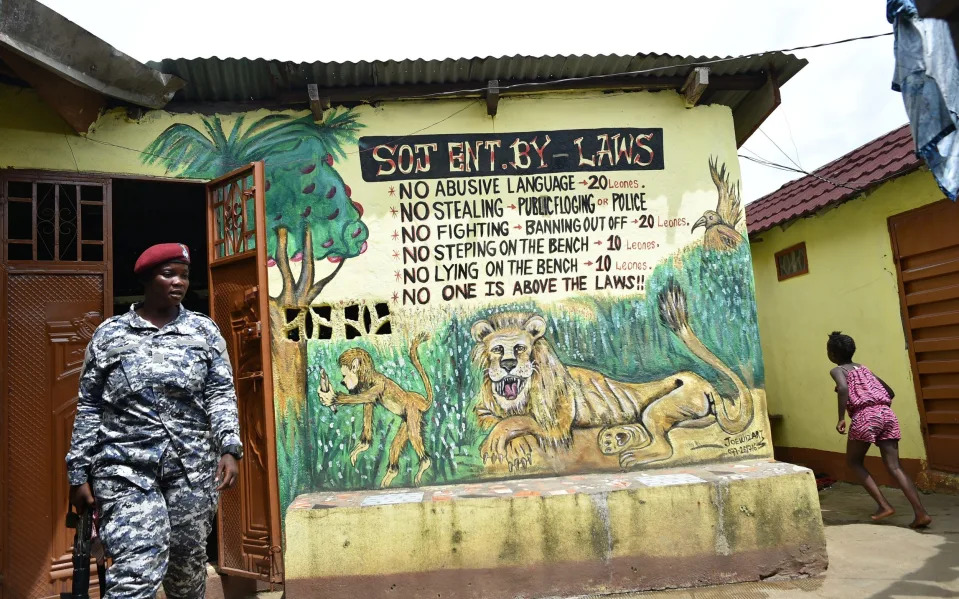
left=877, top=439, right=932, bottom=529
left=847, top=438, right=896, bottom=520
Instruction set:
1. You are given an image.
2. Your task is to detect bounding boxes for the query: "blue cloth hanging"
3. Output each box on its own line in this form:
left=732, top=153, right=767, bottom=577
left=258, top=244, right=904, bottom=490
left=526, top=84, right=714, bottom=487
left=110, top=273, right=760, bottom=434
left=887, top=0, right=917, bottom=24
left=890, top=3, right=959, bottom=200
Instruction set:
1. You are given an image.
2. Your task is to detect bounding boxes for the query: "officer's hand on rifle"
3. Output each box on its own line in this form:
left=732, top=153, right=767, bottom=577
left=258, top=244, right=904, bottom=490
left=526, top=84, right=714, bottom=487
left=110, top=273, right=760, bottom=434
left=69, top=483, right=96, bottom=514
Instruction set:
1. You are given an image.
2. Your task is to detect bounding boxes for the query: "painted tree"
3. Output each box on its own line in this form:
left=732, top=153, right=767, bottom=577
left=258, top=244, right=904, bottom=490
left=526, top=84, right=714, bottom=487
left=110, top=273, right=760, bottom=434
left=143, top=112, right=368, bottom=413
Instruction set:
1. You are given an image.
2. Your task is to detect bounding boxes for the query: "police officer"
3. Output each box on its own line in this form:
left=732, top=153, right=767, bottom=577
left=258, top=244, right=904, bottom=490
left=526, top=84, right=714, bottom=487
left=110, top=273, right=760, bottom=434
left=66, top=243, right=243, bottom=599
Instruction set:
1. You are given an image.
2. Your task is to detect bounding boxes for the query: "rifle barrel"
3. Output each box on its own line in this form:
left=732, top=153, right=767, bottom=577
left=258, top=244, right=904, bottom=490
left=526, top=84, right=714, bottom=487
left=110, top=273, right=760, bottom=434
left=61, top=511, right=93, bottom=599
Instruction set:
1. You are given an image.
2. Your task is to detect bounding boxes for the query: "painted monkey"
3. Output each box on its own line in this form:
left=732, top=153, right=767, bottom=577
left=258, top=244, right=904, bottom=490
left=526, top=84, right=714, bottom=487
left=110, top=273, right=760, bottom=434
left=317, top=333, right=433, bottom=488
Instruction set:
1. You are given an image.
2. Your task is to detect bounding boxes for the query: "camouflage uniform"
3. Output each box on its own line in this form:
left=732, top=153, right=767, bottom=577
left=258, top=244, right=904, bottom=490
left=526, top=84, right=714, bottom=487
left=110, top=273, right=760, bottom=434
left=66, top=305, right=242, bottom=599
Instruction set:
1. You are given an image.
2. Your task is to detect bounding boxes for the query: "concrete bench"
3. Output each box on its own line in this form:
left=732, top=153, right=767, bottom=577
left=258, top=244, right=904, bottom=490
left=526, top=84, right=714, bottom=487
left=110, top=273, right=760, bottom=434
left=284, top=460, right=826, bottom=599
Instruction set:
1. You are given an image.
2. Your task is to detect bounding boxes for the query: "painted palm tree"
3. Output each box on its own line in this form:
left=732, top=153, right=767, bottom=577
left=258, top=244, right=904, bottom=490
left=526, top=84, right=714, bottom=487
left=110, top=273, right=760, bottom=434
left=143, top=111, right=368, bottom=414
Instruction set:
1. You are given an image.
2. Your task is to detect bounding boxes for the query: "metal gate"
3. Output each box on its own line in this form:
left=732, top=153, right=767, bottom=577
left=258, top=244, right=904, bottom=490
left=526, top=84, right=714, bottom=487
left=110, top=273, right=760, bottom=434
left=890, top=199, right=959, bottom=473
left=0, top=173, right=111, bottom=598
left=206, top=163, right=283, bottom=584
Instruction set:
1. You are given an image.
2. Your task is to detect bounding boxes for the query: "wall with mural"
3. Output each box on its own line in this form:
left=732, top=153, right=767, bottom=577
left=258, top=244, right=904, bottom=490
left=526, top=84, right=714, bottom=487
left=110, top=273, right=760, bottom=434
left=0, top=84, right=770, bottom=515
left=138, top=92, right=768, bottom=511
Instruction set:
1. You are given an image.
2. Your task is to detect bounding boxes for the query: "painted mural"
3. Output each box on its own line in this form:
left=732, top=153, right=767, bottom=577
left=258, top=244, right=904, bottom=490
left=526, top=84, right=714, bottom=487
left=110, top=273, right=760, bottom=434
left=140, top=95, right=770, bottom=514
left=143, top=111, right=369, bottom=417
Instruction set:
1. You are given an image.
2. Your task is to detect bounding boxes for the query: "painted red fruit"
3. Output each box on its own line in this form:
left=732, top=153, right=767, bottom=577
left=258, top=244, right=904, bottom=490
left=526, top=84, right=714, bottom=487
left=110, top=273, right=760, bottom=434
left=326, top=208, right=340, bottom=220
left=301, top=206, right=312, bottom=218
left=302, top=183, right=316, bottom=194
left=326, top=186, right=336, bottom=199
left=267, top=257, right=277, bottom=267
left=322, top=238, right=334, bottom=248
left=352, top=201, right=363, bottom=216
left=290, top=252, right=303, bottom=263
left=324, top=153, right=334, bottom=166
left=360, top=241, right=368, bottom=254
left=328, top=255, right=343, bottom=263
left=301, top=164, right=316, bottom=174
left=344, top=184, right=352, bottom=197
left=352, top=227, right=363, bottom=238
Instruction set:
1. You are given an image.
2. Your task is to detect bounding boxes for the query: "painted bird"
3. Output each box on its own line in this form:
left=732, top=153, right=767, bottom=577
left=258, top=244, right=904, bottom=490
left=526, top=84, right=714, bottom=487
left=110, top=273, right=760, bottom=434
left=692, top=157, right=744, bottom=251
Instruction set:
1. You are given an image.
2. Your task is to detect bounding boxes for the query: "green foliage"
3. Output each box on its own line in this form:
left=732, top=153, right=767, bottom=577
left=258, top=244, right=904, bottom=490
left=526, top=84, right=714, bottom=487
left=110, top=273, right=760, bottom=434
left=275, top=318, right=487, bottom=514
left=265, top=147, right=367, bottom=261
left=141, top=111, right=367, bottom=262
left=275, top=243, right=765, bottom=513
left=555, top=244, right=763, bottom=393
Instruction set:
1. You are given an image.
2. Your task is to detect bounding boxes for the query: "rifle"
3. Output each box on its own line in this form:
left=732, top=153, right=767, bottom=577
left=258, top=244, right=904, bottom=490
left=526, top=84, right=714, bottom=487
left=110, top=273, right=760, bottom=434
left=61, top=508, right=107, bottom=599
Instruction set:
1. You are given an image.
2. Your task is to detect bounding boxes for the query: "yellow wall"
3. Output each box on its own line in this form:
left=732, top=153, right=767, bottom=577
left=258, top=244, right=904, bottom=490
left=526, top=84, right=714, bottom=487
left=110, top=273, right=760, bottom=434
left=300, top=92, right=740, bottom=304
left=0, top=83, right=184, bottom=176
left=750, top=168, right=943, bottom=460
left=0, top=83, right=745, bottom=301
left=1, top=82, right=772, bottom=498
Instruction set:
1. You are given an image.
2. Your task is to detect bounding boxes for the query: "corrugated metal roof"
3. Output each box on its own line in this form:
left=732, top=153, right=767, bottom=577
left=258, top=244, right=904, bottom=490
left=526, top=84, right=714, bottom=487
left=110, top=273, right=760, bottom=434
left=147, top=51, right=805, bottom=105
left=746, top=124, right=922, bottom=235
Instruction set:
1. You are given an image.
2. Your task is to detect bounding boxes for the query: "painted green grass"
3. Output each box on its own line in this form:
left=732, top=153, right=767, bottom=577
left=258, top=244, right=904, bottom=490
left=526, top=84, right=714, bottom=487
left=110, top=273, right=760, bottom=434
left=276, top=243, right=763, bottom=513
left=276, top=313, right=488, bottom=511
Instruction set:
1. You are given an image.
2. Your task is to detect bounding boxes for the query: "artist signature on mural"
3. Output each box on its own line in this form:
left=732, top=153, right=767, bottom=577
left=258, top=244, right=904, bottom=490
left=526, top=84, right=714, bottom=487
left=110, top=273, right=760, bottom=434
left=723, top=430, right=767, bottom=457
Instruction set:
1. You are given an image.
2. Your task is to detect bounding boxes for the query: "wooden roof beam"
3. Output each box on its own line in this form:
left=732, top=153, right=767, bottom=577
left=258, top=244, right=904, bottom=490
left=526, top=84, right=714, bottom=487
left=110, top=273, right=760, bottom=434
left=307, top=83, right=330, bottom=122
left=0, top=48, right=105, bottom=133
left=159, top=72, right=773, bottom=116
left=733, top=69, right=781, bottom=148
left=486, top=79, right=499, bottom=117
left=0, top=57, right=18, bottom=80
left=681, top=67, right=709, bottom=108
left=269, top=73, right=769, bottom=106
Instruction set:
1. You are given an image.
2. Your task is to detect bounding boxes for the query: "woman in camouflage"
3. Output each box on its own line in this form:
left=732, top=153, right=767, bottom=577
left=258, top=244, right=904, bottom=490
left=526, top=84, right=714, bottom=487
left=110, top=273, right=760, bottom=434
left=66, top=243, right=243, bottom=599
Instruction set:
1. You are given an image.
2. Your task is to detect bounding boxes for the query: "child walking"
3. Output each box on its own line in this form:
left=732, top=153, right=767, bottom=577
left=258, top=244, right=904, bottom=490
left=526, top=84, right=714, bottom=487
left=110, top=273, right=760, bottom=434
left=827, top=331, right=931, bottom=529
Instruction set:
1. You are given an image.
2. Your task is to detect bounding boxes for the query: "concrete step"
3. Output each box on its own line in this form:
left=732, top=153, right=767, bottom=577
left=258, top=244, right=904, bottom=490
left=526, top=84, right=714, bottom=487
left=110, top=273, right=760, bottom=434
left=283, top=459, right=826, bottom=599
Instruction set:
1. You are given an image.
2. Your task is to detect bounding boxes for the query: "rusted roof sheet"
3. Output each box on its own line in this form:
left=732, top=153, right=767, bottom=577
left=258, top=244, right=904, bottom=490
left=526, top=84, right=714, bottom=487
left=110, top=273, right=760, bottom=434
left=147, top=51, right=805, bottom=105
left=746, top=125, right=923, bottom=235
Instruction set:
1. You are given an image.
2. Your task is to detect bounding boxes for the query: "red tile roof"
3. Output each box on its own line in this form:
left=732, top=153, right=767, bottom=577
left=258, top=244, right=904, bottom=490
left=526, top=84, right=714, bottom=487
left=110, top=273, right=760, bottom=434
left=746, top=125, right=922, bottom=235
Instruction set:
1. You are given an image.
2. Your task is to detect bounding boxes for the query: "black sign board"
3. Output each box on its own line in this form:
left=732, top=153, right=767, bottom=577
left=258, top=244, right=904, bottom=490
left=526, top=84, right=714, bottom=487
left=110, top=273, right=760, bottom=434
left=358, top=128, right=664, bottom=182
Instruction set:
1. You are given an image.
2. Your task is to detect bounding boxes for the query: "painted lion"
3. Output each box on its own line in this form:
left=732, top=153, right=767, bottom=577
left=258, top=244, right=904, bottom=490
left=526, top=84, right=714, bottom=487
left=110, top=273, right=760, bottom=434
left=470, top=281, right=754, bottom=470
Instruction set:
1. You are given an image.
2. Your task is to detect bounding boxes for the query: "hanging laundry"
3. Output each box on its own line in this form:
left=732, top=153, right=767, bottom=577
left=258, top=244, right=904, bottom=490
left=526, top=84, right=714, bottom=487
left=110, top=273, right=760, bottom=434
left=887, top=0, right=917, bottom=23
left=890, top=0, right=959, bottom=200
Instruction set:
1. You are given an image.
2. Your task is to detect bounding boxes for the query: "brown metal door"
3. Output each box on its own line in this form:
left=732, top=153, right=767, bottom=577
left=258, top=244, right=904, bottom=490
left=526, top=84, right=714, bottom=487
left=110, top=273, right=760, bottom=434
left=0, top=173, right=111, bottom=598
left=890, top=199, right=959, bottom=473
left=206, top=163, right=283, bottom=583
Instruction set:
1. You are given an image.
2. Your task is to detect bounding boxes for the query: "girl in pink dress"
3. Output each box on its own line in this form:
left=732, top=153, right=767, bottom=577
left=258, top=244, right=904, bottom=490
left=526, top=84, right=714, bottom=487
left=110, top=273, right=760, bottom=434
left=828, top=331, right=931, bottom=529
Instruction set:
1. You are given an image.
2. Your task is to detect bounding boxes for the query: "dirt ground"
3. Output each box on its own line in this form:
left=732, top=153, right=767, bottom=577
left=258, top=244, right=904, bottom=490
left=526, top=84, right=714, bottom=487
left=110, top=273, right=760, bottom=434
left=599, top=482, right=959, bottom=599
left=199, top=482, right=957, bottom=599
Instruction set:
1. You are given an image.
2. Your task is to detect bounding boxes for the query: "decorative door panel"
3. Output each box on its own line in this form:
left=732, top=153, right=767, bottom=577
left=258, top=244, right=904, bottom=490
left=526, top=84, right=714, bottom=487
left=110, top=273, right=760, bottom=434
left=47, top=303, right=103, bottom=593
left=4, top=276, right=107, bottom=599
left=1, top=173, right=110, bottom=599
left=206, top=163, right=282, bottom=583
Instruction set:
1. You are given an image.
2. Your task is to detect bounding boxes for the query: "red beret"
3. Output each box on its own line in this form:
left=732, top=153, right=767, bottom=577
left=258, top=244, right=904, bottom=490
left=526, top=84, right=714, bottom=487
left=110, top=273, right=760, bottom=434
left=134, top=243, right=191, bottom=275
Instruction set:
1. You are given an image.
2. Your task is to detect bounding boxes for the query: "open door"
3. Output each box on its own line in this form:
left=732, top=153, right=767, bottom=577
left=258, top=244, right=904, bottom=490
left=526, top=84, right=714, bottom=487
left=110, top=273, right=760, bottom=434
left=205, top=163, right=283, bottom=584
